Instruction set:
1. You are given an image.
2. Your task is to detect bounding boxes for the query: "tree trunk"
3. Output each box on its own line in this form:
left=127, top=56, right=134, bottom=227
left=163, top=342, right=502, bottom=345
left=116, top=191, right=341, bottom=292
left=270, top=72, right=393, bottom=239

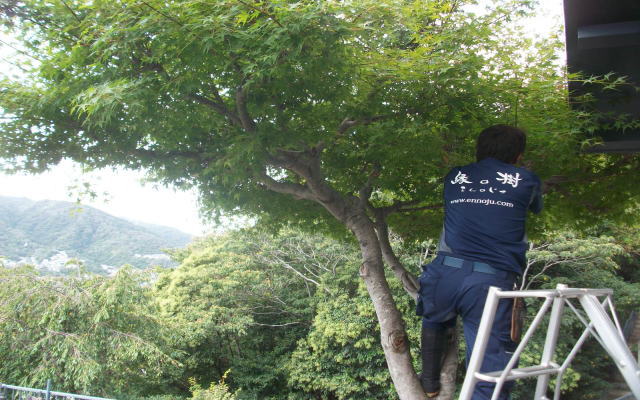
left=374, top=214, right=420, bottom=300
left=347, top=213, right=427, bottom=400
left=435, top=327, right=459, bottom=400
left=373, top=215, right=460, bottom=399
left=263, top=153, right=428, bottom=399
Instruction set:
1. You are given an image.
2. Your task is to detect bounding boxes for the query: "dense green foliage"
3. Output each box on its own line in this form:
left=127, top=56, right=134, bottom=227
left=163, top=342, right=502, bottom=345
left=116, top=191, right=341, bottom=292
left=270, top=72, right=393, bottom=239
left=1, top=0, right=638, bottom=238
left=287, top=256, right=421, bottom=399
left=0, top=265, right=182, bottom=397
left=1, top=227, right=638, bottom=399
left=0, top=196, right=191, bottom=271
left=155, top=228, right=332, bottom=399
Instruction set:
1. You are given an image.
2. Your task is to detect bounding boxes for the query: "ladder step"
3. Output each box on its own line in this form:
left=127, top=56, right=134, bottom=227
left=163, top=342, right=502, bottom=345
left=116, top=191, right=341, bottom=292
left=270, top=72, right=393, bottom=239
left=475, top=363, right=561, bottom=383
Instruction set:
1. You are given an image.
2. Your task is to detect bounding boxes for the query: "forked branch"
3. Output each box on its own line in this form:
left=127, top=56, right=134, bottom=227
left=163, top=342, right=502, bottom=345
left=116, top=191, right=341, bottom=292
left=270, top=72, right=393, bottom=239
left=188, top=93, right=243, bottom=127
left=373, top=210, right=419, bottom=300
left=256, top=168, right=315, bottom=201
left=337, top=115, right=386, bottom=135
left=235, top=85, right=256, bottom=131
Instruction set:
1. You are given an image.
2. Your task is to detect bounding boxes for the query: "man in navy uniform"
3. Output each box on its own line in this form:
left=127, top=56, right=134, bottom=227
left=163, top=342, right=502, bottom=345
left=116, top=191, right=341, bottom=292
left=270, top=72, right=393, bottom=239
left=417, top=125, right=543, bottom=399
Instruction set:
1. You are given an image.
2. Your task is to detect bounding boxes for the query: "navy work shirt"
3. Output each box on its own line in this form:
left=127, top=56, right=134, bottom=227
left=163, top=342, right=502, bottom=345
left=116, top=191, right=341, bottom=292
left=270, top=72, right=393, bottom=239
left=438, top=157, right=543, bottom=274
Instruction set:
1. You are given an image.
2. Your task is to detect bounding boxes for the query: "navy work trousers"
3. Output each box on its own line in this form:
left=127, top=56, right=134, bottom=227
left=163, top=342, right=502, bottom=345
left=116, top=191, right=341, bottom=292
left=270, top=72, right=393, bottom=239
left=417, top=257, right=518, bottom=400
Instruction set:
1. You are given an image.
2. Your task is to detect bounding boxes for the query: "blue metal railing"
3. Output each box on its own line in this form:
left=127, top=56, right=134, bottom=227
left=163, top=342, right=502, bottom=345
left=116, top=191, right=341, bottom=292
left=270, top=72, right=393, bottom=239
left=0, top=381, right=115, bottom=400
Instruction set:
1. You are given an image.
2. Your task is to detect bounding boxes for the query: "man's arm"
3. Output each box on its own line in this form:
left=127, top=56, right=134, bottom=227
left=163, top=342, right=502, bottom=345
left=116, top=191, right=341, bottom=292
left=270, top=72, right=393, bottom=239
left=529, top=178, right=543, bottom=214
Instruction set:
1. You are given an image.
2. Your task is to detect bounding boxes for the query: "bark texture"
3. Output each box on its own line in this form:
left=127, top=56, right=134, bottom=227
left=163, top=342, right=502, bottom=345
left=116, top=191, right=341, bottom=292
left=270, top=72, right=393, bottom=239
left=435, top=327, right=459, bottom=400
left=374, top=212, right=420, bottom=301
left=348, top=214, right=427, bottom=400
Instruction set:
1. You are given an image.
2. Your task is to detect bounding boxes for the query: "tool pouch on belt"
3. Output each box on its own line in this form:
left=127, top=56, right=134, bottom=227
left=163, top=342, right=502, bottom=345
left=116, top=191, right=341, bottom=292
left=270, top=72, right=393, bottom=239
left=511, top=297, right=526, bottom=343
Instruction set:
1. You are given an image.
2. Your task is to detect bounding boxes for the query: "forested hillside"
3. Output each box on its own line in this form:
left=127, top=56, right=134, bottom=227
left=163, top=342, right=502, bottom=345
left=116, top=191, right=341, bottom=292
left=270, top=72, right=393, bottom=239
left=0, top=196, right=192, bottom=272
left=1, top=227, right=638, bottom=400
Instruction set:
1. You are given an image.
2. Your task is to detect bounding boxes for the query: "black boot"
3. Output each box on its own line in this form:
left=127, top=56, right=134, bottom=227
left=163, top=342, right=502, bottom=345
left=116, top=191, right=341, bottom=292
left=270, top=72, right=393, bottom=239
left=420, top=326, right=447, bottom=397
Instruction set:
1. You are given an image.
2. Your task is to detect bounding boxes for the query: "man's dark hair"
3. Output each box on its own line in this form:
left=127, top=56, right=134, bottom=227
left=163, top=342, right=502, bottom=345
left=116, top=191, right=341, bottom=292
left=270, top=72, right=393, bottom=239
left=476, top=124, right=526, bottom=164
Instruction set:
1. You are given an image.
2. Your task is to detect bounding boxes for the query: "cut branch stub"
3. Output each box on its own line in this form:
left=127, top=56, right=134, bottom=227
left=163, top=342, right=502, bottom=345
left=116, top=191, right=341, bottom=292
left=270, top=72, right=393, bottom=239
left=359, top=262, right=369, bottom=277
left=388, top=329, right=408, bottom=353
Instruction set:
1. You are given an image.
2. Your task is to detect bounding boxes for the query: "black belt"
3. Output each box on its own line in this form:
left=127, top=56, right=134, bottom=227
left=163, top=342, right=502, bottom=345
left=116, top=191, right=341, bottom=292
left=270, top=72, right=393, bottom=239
left=437, top=254, right=519, bottom=278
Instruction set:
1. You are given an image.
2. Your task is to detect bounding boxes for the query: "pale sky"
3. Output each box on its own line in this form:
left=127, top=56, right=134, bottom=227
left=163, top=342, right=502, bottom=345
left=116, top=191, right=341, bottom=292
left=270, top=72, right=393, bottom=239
left=0, top=0, right=564, bottom=236
left=0, top=161, right=210, bottom=235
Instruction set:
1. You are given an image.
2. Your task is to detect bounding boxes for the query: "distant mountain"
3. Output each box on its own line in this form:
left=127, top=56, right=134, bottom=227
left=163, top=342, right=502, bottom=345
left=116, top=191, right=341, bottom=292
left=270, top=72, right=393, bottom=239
left=0, top=196, right=193, bottom=274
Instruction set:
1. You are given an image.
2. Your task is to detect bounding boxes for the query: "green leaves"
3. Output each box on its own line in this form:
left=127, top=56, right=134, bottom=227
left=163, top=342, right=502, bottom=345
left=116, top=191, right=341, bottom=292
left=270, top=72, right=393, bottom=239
left=2, top=0, right=638, bottom=234
left=2, top=225, right=639, bottom=399
left=189, top=372, right=238, bottom=400
left=72, top=79, right=143, bottom=128
left=152, top=227, right=348, bottom=399
left=286, top=245, right=420, bottom=400
left=509, top=230, right=640, bottom=399
left=0, top=266, right=181, bottom=397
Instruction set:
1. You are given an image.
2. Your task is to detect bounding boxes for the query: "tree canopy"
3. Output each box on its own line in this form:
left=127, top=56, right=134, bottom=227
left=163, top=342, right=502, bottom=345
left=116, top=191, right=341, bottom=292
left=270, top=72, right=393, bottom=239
left=2, top=0, right=639, bottom=398
left=3, top=0, right=638, bottom=230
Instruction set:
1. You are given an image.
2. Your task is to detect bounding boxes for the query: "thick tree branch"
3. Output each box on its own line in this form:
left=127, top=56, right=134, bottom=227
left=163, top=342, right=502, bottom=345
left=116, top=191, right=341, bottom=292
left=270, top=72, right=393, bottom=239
left=373, top=210, right=419, bottom=300
left=256, top=168, right=315, bottom=201
left=542, top=175, right=569, bottom=194
left=235, top=85, right=256, bottom=131
left=264, top=148, right=426, bottom=398
left=126, top=57, right=244, bottom=129
left=211, top=88, right=228, bottom=109
left=437, top=327, right=460, bottom=400
left=376, top=199, right=420, bottom=215
left=359, top=182, right=373, bottom=210
left=337, top=115, right=386, bottom=135
left=188, top=93, right=243, bottom=127
left=375, top=200, right=442, bottom=218
left=268, top=149, right=368, bottom=230
left=270, top=150, right=335, bottom=202
left=358, top=167, right=379, bottom=210
left=373, top=199, right=443, bottom=215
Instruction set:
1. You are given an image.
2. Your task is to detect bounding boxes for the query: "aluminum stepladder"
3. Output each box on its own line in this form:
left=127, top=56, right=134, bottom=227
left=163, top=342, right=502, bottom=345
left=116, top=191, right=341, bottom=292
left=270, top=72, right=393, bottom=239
left=459, top=284, right=640, bottom=400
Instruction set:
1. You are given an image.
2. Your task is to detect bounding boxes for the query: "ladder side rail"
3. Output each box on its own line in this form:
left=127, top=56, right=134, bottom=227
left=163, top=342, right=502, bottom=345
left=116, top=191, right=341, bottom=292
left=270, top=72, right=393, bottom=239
left=497, top=288, right=613, bottom=298
left=459, top=286, right=502, bottom=400
left=496, top=289, right=562, bottom=298
left=557, top=288, right=614, bottom=297
left=493, top=294, right=559, bottom=400
left=552, top=292, right=611, bottom=399
left=552, top=321, right=595, bottom=400
left=578, top=294, right=640, bottom=399
left=604, top=295, right=626, bottom=339
left=459, top=286, right=640, bottom=400
left=534, top=284, right=568, bottom=400
left=564, top=298, right=609, bottom=349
